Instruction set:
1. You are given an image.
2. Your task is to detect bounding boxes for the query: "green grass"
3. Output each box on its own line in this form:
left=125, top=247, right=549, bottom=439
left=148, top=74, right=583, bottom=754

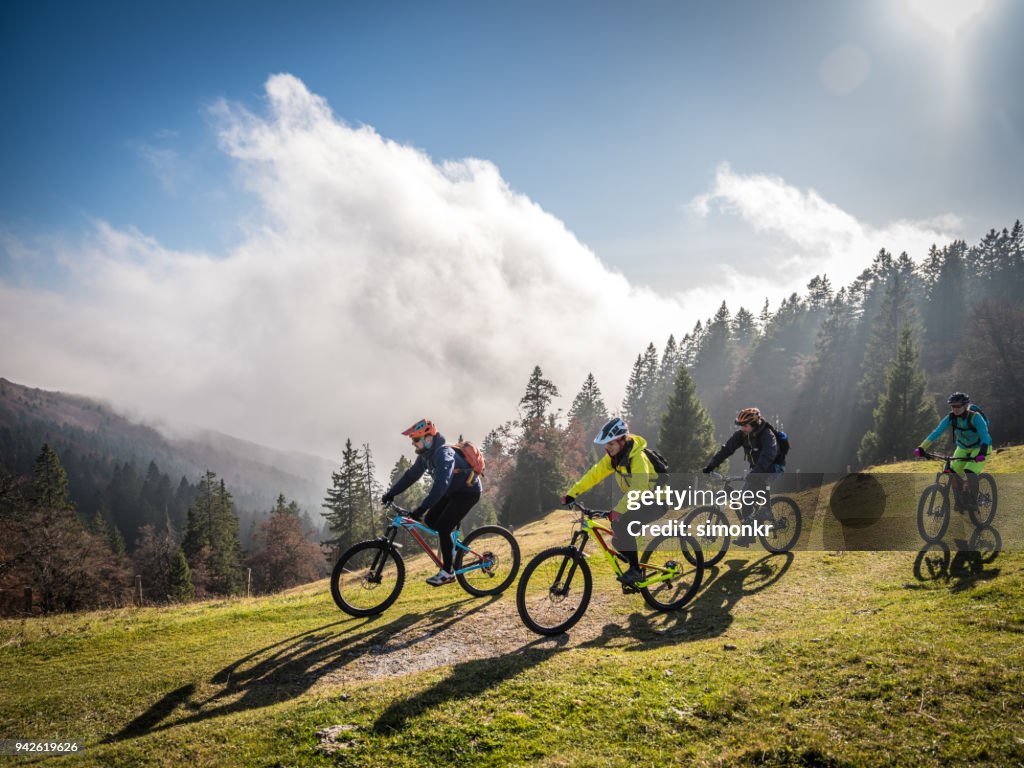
left=2, top=454, right=1023, bottom=767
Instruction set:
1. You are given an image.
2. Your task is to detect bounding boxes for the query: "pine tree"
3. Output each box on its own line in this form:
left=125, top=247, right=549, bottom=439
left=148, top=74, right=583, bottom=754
left=567, top=373, right=608, bottom=431
left=855, top=254, right=919, bottom=454
left=519, top=365, right=560, bottom=422
left=921, top=241, right=967, bottom=374
left=621, top=343, right=659, bottom=436
left=182, top=471, right=244, bottom=596
left=692, top=301, right=736, bottom=434
left=32, top=444, right=73, bottom=511
left=362, top=443, right=381, bottom=523
left=167, top=548, right=195, bottom=602
left=322, top=440, right=372, bottom=556
left=806, top=275, right=834, bottom=310
left=659, top=364, right=717, bottom=474
left=858, top=327, right=938, bottom=466
left=501, top=367, right=566, bottom=526
left=645, top=336, right=682, bottom=438
left=732, top=308, right=757, bottom=346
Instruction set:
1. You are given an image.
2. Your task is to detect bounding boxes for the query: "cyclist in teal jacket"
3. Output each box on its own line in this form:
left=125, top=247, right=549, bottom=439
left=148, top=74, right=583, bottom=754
left=914, top=392, right=991, bottom=511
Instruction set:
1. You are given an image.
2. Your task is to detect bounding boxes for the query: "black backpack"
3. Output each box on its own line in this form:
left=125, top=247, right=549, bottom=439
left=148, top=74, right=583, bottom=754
left=951, top=404, right=990, bottom=434
left=764, top=422, right=790, bottom=467
left=643, top=447, right=670, bottom=481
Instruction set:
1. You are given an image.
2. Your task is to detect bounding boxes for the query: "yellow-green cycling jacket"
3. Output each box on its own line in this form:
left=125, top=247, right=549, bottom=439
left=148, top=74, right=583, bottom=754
left=566, top=434, right=659, bottom=514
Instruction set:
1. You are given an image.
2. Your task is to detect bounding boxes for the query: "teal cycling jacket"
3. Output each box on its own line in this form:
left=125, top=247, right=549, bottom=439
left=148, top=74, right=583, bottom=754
left=921, top=411, right=991, bottom=451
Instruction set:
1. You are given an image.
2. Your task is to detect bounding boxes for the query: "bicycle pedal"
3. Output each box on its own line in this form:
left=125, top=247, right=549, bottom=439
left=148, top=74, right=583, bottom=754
left=621, top=583, right=640, bottom=595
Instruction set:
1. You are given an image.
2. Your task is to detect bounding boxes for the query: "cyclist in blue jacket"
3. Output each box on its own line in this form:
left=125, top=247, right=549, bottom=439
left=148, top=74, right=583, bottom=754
left=381, top=419, right=482, bottom=586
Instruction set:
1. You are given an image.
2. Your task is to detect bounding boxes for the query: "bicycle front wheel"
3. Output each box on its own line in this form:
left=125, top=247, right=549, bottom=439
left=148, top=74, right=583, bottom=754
left=758, top=496, right=802, bottom=553
left=330, top=540, right=405, bottom=617
left=969, top=473, right=997, bottom=527
left=639, top=534, right=704, bottom=611
left=455, top=525, right=521, bottom=597
left=516, top=547, right=591, bottom=635
left=917, top=484, right=950, bottom=543
left=684, top=505, right=730, bottom=567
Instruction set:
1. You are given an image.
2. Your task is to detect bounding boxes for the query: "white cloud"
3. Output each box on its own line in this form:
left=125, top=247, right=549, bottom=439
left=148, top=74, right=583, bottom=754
left=691, top=163, right=958, bottom=289
left=0, top=77, right=960, bottom=464
left=1, top=75, right=693, bottom=461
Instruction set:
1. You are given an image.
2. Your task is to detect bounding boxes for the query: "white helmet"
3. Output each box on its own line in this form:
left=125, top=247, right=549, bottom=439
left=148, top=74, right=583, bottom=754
left=594, top=417, right=628, bottom=445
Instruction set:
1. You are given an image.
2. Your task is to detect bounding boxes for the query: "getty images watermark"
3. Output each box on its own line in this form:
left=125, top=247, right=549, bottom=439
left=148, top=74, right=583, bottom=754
left=624, top=484, right=773, bottom=538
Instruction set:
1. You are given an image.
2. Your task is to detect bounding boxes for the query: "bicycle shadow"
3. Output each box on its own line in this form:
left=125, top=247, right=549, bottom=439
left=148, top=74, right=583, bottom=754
left=105, top=594, right=497, bottom=744
left=590, top=552, right=795, bottom=647
left=911, top=530, right=1002, bottom=592
left=371, top=635, right=569, bottom=734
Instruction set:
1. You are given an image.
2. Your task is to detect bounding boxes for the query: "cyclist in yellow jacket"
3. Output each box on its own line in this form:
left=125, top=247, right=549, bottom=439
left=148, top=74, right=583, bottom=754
left=562, top=417, right=663, bottom=586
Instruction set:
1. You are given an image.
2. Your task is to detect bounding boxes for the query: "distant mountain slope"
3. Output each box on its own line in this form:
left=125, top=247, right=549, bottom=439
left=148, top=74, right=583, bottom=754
left=0, top=377, right=336, bottom=518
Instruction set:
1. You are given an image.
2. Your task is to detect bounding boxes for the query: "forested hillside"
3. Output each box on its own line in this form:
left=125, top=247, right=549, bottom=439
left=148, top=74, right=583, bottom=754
left=0, top=378, right=335, bottom=546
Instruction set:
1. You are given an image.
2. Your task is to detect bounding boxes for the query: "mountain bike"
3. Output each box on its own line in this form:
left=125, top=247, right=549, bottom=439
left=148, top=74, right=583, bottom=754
left=683, top=471, right=802, bottom=567
left=515, top=500, right=704, bottom=636
left=916, top=451, right=997, bottom=543
left=330, top=501, right=520, bottom=617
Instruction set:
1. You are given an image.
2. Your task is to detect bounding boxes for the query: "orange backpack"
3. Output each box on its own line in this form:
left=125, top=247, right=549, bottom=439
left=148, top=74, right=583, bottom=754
left=452, top=440, right=486, bottom=485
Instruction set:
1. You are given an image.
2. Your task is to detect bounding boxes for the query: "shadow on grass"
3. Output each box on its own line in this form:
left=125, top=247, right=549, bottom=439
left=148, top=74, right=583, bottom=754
left=106, top=594, right=496, bottom=743
left=372, top=635, right=568, bottom=734
left=910, top=531, right=1001, bottom=591
left=590, top=552, right=795, bottom=647
left=368, top=554, right=795, bottom=734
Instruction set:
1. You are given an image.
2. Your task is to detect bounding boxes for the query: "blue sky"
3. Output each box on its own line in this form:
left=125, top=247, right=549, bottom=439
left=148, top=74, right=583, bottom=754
left=1, top=1, right=1022, bottom=456
left=4, top=1, right=1021, bottom=272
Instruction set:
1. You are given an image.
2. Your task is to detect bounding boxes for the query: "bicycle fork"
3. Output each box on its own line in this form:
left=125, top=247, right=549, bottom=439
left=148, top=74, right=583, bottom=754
left=369, top=528, right=401, bottom=583
left=551, top=531, right=588, bottom=596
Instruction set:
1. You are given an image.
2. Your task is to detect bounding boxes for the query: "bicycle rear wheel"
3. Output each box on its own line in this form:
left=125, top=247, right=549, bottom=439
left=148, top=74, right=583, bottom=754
left=969, top=473, right=997, bottom=527
left=516, top=547, right=591, bottom=635
left=639, top=534, right=704, bottom=611
left=684, top=505, right=730, bottom=567
left=758, top=496, right=802, bottom=553
left=917, top=484, right=950, bottom=543
left=454, top=525, right=521, bottom=597
left=330, top=541, right=405, bottom=617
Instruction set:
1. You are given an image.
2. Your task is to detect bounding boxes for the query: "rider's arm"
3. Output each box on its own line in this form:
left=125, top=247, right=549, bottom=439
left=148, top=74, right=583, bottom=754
left=750, top=427, right=778, bottom=474
left=387, top=456, right=427, bottom=498
left=566, top=455, right=613, bottom=499
left=417, top=447, right=456, bottom=512
left=974, top=412, right=992, bottom=452
left=920, top=414, right=951, bottom=450
left=706, top=431, right=742, bottom=471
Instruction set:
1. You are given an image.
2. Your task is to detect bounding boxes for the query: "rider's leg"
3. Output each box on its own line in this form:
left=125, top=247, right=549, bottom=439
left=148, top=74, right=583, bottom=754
left=952, top=447, right=979, bottom=510
left=431, top=491, right=481, bottom=572
left=612, top=502, right=666, bottom=582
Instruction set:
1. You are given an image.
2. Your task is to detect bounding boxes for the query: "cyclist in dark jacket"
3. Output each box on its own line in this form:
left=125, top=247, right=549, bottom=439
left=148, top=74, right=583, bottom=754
left=703, top=407, right=780, bottom=541
left=382, top=419, right=482, bottom=586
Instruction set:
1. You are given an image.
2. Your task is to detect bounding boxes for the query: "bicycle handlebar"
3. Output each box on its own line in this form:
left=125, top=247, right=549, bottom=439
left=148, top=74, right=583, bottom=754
left=918, top=450, right=984, bottom=463
left=566, top=500, right=612, bottom=519
left=382, top=499, right=415, bottom=518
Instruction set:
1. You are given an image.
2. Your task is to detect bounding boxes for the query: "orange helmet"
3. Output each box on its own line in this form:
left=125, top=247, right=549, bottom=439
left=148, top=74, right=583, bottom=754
left=401, top=419, right=437, bottom=439
left=734, top=407, right=761, bottom=426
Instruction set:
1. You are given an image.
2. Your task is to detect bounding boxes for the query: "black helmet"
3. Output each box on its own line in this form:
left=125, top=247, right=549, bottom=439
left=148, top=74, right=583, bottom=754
left=947, top=392, right=970, bottom=405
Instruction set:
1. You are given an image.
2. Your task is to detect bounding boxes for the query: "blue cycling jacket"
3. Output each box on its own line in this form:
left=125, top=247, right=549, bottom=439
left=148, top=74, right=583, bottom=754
left=387, top=432, right=482, bottom=512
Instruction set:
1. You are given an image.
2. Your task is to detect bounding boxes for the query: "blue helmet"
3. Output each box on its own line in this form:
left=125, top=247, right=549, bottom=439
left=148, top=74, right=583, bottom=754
left=594, top=417, right=628, bottom=445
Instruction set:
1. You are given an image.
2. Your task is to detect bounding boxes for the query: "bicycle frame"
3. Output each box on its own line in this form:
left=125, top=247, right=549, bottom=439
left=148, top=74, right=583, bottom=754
left=379, top=510, right=493, bottom=577
left=708, top=473, right=773, bottom=523
left=566, top=505, right=684, bottom=588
